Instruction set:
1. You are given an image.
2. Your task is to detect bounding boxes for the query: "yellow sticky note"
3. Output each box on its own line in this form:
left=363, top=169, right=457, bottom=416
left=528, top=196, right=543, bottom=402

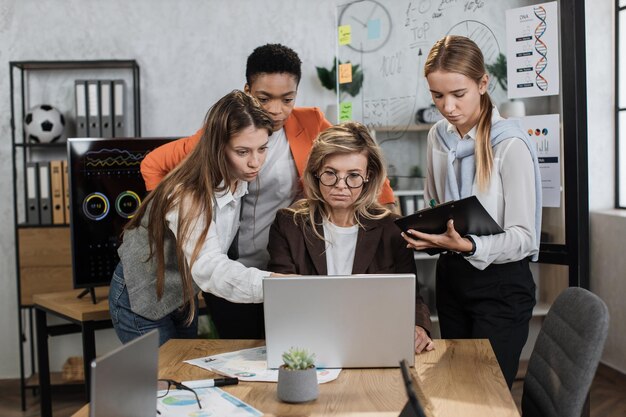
left=339, top=102, right=353, bottom=122
left=338, top=25, right=351, bottom=45
left=338, top=63, right=352, bottom=84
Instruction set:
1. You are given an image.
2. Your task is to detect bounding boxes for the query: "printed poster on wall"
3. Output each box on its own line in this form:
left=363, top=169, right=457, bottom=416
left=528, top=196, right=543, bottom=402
left=520, top=114, right=561, bottom=207
left=506, top=1, right=559, bottom=99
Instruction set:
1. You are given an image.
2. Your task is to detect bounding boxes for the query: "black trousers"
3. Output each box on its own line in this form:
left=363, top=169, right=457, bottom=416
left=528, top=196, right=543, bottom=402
left=435, top=252, right=536, bottom=388
left=201, top=228, right=265, bottom=339
left=202, top=292, right=265, bottom=339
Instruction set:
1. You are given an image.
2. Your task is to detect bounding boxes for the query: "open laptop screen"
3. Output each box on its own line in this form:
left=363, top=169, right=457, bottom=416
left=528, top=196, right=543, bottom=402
left=263, top=274, right=416, bottom=369
left=90, top=330, right=158, bottom=417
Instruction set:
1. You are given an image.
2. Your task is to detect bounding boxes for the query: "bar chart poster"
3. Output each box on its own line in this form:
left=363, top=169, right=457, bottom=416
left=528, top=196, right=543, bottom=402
left=521, top=114, right=561, bottom=207
left=506, top=1, right=559, bottom=99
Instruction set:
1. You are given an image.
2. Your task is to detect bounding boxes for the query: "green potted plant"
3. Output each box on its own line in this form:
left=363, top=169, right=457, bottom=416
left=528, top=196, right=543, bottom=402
left=486, top=53, right=525, bottom=117
left=410, top=165, right=422, bottom=178
left=316, top=58, right=364, bottom=123
left=277, top=347, right=319, bottom=403
left=486, top=53, right=508, bottom=92
left=316, top=58, right=364, bottom=98
left=408, top=165, right=424, bottom=190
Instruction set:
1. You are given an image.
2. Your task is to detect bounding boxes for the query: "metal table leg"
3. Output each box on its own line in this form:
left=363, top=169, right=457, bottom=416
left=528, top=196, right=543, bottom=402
left=81, top=322, right=97, bottom=401
left=35, top=308, right=51, bottom=417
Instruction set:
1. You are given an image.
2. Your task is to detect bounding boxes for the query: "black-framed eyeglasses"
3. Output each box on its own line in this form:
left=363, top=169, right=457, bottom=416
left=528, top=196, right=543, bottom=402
left=316, top=171, right=368, bottom=189
left=157, top=379, right=202, bottom=410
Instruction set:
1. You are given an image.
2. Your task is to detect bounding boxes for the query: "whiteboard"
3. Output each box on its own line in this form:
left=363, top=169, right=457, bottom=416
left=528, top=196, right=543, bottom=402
left=336, top=0, right=538, bottom=140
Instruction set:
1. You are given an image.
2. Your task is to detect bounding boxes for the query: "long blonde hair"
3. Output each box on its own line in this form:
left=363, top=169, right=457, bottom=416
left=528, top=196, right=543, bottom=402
left=424, top=35, right=494, bottom=190
left=125, top=90, right=272, bottom=322
left=290, top=122, right=389, bottom=239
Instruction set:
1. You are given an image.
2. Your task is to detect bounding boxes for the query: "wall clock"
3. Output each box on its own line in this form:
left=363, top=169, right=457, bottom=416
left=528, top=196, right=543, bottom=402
left=338, top=0, right=392, bottom=53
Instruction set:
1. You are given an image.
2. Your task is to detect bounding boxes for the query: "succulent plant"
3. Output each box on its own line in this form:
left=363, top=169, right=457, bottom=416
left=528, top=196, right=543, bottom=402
left=281, top=347, right=316, bottom=370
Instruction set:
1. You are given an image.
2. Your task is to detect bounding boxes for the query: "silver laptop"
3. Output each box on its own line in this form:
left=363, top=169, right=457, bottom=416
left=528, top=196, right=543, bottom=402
left=263, top=274, right=416, bottom=369
left=90, top=330, right=159, bottom=417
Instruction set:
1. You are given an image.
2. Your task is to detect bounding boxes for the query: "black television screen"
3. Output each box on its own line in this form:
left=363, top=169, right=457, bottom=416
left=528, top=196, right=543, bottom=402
left=68, top=137, right=174, bottom=289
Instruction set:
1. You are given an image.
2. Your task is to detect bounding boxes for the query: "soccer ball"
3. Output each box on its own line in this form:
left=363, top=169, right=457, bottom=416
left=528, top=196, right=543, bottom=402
left=24, top=104, right=66, bottom=143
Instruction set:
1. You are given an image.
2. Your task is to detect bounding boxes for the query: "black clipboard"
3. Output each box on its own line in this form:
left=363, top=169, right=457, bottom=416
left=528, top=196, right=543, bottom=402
left=394, top=196, right=503, bottom=255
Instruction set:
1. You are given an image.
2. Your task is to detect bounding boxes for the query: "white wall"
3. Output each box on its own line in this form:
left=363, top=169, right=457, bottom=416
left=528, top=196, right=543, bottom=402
left=590, top=211, right=626, bottom=373
left=586, top=0, right=626, bottom=374
left=0, top=0, right=338, bottom=378
left=586, top=0, right=615, bottom=212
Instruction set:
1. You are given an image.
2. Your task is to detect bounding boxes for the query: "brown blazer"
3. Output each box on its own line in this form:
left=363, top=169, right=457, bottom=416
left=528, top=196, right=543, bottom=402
left=267, top=208, right=432, bottom=333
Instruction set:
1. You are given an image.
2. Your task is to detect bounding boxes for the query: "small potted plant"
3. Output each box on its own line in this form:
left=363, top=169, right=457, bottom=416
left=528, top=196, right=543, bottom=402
left=486, top=53, right=525, bottom=118
left=486, top=52, right=508, bottom=92
left=277, top=347, right=319, bottom=403
left=316, top=58, right=364, bottom=123
left=409, top=165, right=424, bottom=190
left=316, top=58, right=364, bottom=98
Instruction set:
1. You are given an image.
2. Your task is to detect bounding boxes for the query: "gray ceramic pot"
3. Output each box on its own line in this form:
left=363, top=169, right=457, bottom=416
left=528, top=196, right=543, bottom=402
left=277, top=366, right=319, bottom=403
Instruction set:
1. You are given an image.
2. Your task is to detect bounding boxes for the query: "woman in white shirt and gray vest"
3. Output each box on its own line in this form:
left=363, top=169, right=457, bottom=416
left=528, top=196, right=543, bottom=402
left=401, top=35, right=542, bottom=388
left=109, top=90, right=280, bottom=346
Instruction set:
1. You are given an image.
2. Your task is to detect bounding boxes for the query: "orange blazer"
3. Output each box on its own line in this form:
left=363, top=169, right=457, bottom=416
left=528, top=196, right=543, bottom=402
left=140, top=107, right=395, bottom=204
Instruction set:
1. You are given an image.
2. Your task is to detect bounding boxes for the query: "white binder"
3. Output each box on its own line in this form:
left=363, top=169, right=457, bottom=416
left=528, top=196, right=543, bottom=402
left=112, top=80, right=125, bottom=137
left=99, top=80, right=114, bottom=138
left=38, top=162, right=52, bottom=225
left=87, top=80, right=101, bottom=137
left=25, top=162, right=40, bottom=225
left=75, top=80, right=88, bottom=137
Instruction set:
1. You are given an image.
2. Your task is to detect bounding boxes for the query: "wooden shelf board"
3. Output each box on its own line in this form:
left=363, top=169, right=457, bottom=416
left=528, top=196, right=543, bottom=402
left=394, top=189, right=424, bottom=197
left=373, top=124, right=433, bottom=132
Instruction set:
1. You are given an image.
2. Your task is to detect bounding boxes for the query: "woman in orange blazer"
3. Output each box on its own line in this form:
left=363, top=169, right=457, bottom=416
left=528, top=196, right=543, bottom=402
left=140, top=45, right=394, bottom=339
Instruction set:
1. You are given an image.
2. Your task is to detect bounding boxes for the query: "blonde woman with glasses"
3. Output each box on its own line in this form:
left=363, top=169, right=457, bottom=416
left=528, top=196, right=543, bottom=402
left=267, top=122, right=433, bottom=353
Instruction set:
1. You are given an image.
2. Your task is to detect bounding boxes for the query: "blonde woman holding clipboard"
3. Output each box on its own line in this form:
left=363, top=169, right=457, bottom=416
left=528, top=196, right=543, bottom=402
left=401, top=35, right=542, bottom=388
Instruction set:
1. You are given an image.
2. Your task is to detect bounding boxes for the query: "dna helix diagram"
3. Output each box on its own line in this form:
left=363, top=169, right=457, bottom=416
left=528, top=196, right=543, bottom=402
left=533, top=5, right=548, bottom=91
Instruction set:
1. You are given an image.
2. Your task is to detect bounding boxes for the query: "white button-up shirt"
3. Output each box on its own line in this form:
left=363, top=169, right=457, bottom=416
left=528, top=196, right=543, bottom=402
left=424, top=108, right=539, bottom=269
left=238, top=127, right=299, bottom=268
left=165, top=181, right=268, bottom=303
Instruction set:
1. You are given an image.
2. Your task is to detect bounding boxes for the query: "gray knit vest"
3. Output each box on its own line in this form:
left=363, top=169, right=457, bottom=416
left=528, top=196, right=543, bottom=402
left=118, top=205, right=199, bottom=320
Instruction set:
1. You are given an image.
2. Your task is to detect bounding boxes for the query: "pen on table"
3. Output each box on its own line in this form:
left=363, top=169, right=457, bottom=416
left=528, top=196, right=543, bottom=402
left=181, top=377, right=239, bottom=389
left=429, top=199, right=437, bottom=208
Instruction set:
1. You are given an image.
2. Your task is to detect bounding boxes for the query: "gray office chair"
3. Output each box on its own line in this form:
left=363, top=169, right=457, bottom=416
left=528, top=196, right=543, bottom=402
left=521, top=287, right=610, bottom=417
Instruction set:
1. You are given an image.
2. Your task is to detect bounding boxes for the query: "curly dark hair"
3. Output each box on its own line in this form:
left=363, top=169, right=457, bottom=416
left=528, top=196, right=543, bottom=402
left=245, top=43, right=302, bottom=86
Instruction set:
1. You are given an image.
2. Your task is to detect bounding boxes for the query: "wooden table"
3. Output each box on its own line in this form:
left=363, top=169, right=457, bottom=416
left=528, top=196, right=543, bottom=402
left=34, top=288, right=111, bottom=417
left=72, top=338, right=519, bottom=417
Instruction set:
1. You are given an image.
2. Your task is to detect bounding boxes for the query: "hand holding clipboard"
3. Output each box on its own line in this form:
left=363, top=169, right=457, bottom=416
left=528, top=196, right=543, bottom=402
left=394, top=196, right=503, bottom=255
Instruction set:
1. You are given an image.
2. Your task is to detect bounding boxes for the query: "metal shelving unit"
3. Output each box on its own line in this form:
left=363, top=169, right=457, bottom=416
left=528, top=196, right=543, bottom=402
left=9, top=59, right=141, bottom=411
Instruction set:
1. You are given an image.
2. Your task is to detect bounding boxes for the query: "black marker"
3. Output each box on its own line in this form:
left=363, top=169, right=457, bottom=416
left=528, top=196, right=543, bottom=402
left=181, top=377, right=239, bottom=389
